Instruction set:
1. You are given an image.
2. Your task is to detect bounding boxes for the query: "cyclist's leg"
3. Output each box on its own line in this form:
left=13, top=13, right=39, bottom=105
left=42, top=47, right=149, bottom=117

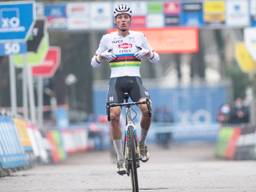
left=130, top=77, right=151, bottom=161
left=107, top=78, right=126, bottom=174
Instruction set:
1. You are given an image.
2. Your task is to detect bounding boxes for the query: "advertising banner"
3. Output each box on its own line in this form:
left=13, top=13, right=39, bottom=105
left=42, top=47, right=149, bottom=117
left=244, top=27, right=256, bottom=61
left=180, top=1, right=204, bottom=26
left=204, top=0, right=225, bottom=25
left=0, top=1, right=35, bottom=42
left=44, top=3, right=67, bottom=29
left=14, top=118, right=32, bottom=151
left=235, top=125, right=256, bottom=160
left=130, top=1, right=147, bottom=16
left=131, top=16, right=146, bottom=28
left=164, top=15, right=180, bottom=26
left=108, top=27, right=198, bottom=53
left=250, top=0, right=256, bottom=26
left=67, top=2, right=90, bottom=30
left=235, top=42, right=256, bottom=73
left=147, top=14, right=164, bottom=28
left=164, top=1, right=181, bottom=26
left=90, top=2, right=112, bottom=30
left=164, top=1, right=180, bottom=15
left=138, top=27, right=198, bottom=53
left=147, top=1, right=163, bottom=14
left=226, top=0, right=250, bottom=27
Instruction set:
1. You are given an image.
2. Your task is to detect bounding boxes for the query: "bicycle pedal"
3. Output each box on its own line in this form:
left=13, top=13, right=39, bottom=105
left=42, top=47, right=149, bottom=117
left=117, top=170, right=127, bottom=176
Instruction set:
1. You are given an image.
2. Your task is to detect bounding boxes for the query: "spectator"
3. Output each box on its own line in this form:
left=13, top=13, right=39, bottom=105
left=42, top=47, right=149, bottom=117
left=217, top=103, right=232, bottom=124
left=230, top=97, right=250, bottom=124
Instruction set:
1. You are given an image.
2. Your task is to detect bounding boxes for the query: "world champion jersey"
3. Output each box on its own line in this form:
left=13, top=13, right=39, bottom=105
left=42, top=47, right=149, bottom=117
left=95, top=31, right=153, bottom=78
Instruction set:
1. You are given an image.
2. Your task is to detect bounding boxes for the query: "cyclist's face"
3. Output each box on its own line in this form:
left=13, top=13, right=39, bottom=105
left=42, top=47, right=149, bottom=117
left=115, top=14, right=131, bottom=31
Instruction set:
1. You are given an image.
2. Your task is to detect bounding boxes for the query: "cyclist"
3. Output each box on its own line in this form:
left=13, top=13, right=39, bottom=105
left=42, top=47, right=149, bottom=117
left=91, top=4, right=160, bottom=174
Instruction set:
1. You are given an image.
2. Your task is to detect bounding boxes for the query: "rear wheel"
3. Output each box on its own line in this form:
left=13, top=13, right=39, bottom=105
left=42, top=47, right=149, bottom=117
left=128, top=126, right=139, bottom=192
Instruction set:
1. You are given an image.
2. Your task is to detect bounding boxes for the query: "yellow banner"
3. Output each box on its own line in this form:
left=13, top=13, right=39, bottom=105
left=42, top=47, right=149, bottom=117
left=204, top=0, right=225, bottom=22
left=235, top=42, right=256, bottom=73
left=14, top=118, right=32, bottom=148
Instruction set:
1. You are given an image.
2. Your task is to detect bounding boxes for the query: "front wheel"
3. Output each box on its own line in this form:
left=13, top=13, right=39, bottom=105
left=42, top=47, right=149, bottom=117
left=128, top=126, right=139, bottom=192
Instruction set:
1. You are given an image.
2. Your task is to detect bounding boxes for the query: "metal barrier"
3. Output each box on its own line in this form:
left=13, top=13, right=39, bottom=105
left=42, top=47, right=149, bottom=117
left=0, top=115, right=28, bottom=169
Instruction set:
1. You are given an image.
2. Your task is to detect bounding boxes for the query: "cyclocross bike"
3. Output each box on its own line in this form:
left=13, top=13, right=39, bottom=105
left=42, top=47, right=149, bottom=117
left=107, top=93, right=151, bottom=192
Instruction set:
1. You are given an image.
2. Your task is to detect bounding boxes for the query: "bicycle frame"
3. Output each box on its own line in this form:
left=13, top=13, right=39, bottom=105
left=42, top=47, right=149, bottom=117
left=107, top=95, right=149, bottom=192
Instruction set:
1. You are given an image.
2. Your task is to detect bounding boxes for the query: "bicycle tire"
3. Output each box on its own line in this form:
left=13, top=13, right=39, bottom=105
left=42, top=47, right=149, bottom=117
left=128, top=125, right=139, bottom=192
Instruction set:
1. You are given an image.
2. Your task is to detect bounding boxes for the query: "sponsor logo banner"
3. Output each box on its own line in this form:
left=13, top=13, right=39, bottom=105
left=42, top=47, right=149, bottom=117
left=131, top=16, right=146, bottom=28
left=226, top=0, right=250, bottom=27
left=244, top=27, right=256, bottom=61
left=164, top=15, right=180, bottom=26
left=181, top=2, right=204, bottom=26
left=147, top=2, right=163, bottom=14
left=164, top=1, right=180, bottom=15
left=108, top=27, right=198, bottom=53
left=130, top=1, right=147, bottom=16
left=204, top=0, right=225, bottom=25
left=147, top=14, right=164, bottom=28
left=91, top=2, right=112, bottom=29
left=67, top=2, right=90, bottom=30
left=44, top=3, right=67, bottom=29
left=138, top=27, right=198, bottom=53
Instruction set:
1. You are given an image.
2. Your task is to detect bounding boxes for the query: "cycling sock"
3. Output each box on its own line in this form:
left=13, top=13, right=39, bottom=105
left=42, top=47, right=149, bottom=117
left=140, top=128, right=148, bottom=145
left=113, top=139, right=124, bottom=161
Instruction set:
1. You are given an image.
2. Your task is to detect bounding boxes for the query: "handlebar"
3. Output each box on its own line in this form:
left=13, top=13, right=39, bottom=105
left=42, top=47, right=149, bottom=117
left=106, top=99, right=150, bottom=121
left=107, top=100, right=147, bottom=108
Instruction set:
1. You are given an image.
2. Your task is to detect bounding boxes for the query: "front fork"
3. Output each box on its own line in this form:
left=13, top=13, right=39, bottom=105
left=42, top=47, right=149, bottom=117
left=124, top=126, right=140, bottom=173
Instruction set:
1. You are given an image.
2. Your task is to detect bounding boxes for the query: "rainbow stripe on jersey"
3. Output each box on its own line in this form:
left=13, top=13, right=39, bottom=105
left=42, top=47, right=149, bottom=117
left=109, top=54, right=141, bottom=68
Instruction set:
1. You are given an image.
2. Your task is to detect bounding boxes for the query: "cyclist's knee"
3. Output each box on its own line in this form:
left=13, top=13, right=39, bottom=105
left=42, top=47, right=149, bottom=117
left=139, top=98, right=152, bottom=118
left=110, top=108, right=121, bottom=121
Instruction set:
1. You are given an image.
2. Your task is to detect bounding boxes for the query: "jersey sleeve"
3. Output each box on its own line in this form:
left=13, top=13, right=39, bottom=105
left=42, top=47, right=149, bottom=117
left=95, top=34, right=109, bottom=55
left=140, top=33, right=153, bottom=50
left=91, top=34, right=109, bottom=68
left=140, top=32, right=160, bottom=64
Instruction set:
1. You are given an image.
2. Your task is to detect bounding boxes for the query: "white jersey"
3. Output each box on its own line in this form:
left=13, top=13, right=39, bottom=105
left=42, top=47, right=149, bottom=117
left=91, top=31, right=159, bottom=78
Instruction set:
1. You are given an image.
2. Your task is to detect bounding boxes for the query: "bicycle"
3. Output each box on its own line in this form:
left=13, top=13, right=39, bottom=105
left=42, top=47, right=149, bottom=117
left=107, top=93, right=151, bottom=192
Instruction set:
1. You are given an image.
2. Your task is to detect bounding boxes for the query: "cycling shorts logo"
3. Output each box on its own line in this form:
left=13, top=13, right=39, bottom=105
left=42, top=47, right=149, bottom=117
left=118, top=43, right=132, bottom=49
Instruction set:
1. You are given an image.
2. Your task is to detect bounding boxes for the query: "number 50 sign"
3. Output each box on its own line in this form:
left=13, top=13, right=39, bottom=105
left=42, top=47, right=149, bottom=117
left=0, top=41, right=27, bottom=56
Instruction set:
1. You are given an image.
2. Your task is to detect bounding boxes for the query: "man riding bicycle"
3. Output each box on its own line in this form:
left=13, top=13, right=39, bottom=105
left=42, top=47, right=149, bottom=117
left=91, top=4, right=160, bottom=174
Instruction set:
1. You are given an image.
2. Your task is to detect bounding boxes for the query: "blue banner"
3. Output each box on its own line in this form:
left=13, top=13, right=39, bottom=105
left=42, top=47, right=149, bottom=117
left=54, top=107, right=69, bottom=128
left=94, top=84, right=228, bottom=124
left=44, top=4, right=67, bottom=29
left=180, top=2, right=204, bottom=26
left=0, top=1, right=35, bottom=42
